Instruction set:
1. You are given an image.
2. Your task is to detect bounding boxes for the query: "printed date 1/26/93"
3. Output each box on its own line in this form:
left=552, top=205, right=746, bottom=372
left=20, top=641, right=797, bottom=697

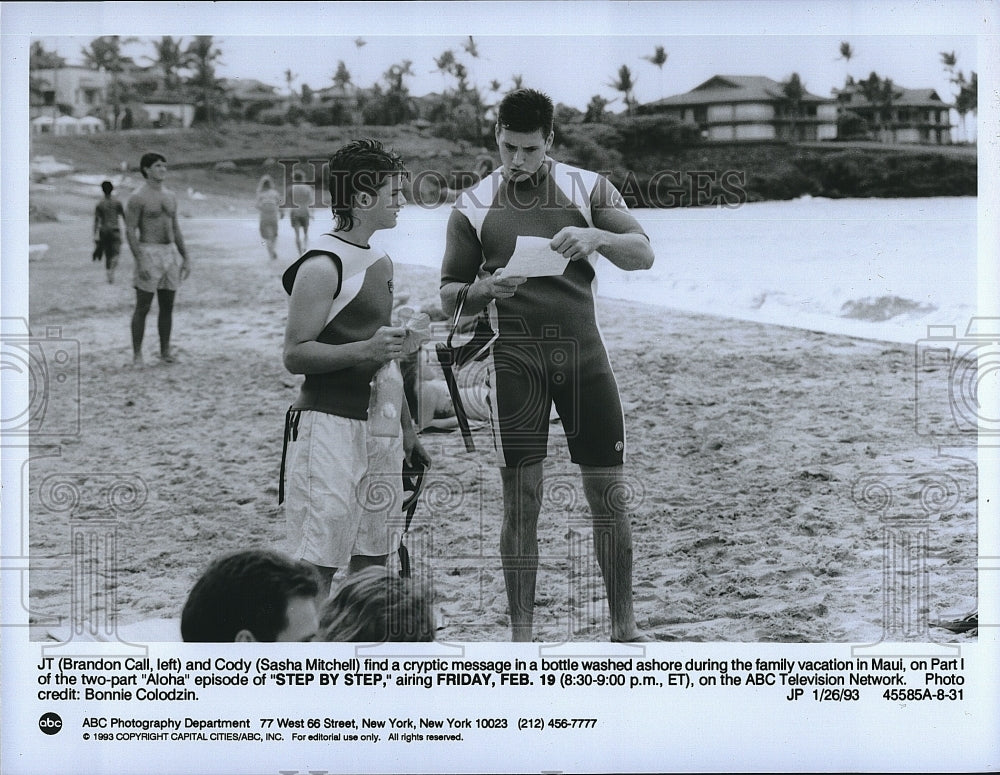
left=518, top=718, right=598, bottom=730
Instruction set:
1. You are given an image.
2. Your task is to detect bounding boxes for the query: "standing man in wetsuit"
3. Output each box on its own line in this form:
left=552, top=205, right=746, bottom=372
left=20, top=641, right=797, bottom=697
left=124, top=152, right=191, bottom=365
left=440, top=89, right=655, bottom=642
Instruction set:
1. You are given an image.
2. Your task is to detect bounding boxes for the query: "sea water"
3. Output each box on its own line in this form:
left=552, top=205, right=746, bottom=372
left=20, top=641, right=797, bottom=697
left=380, top=195, right=980, bottom=345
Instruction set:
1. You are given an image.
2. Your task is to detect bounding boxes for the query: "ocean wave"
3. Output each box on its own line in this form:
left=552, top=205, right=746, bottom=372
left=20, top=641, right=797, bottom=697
left=839, top=296, right=938, bottom=322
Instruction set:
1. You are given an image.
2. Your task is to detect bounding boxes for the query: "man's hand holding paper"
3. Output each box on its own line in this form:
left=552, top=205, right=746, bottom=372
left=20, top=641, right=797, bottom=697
left=497, top=235, right=571, bottom=279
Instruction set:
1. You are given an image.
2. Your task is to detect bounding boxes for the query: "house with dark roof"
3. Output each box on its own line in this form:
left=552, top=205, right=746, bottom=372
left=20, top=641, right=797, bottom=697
left=639, top=75, right=839, bottom=142
left=832, top=83, right=952, bottom=144
left=30, top=66, right=109, bottom=119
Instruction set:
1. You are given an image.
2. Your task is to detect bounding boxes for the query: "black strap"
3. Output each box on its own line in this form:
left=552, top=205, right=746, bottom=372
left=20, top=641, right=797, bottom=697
left=436, top=343, right=476, bottom=452
left=445, top=283, right=472, bottom=347
left=398, top=459, right=427, bottom=579
left=278, top=407, right=301, bottom=505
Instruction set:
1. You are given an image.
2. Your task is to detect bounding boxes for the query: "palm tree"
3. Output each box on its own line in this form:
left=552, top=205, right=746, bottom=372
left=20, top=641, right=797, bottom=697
left=940, top=50, right=957, bottom=78
left=959, top=71, right=977, bottom=142
left=284, top=68, right=298, bottom=99
left=642, top=45, right=668, bottom=98
left=860, top=72, right=896, bottom=141
left=463, top=35, right=480, bottom=59
left=81, top=35, right=138, bottom=129
left=837, top=41, right=854, bottom=91
left=838, top=41, right=854, bottom=67
left=781, top=73, right=806, bottom=141
left=940, top=51, right=971, bottom=142
left=332, top=60, right=352, bottom=91
left=584, top=95, right=611, bottom=123
left=432, top=50, right=456, bottom=82
left=147, top=36, right=187, bottom=92
left=30, top=41, right=66, bottom=70
left=609, top=65, right=637, bottom=116
left=952, top=70, right=977, bottom=143
left=511, top=74, right=524, bottom=90
left=185, top=35, right=224, bottom=125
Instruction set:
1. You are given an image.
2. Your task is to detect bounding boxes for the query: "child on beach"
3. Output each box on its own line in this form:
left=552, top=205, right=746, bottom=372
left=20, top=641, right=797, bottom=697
left=280, top=139, right=431, bottom=599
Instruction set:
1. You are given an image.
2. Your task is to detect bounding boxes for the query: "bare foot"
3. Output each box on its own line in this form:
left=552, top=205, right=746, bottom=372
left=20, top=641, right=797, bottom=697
left=159, top=351, right=177, bottom=364
left=610, top=630, right=655, bottom=643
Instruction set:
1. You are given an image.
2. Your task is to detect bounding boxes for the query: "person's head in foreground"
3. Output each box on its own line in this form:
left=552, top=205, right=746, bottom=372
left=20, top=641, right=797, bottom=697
left=495, top=88, right=554, bottom=182
left=181, top=549, right=320, bottom=642
left=101, top=180, right=114, bottom=196
left=319, top=566, right=435, bottom=642
left=327, top=138, right=407, bottom=233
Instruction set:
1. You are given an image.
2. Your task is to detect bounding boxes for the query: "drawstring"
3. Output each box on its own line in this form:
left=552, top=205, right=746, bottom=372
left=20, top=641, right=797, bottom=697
left=278, top=407, right=301, bottom=504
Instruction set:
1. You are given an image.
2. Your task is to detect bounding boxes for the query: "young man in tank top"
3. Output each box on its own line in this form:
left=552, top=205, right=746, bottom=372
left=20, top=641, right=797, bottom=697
left=281, top=139, right=430, bottom=598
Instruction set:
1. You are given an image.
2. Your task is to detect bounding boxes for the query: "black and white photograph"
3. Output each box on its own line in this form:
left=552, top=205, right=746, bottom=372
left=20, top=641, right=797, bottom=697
left=2, top=1, right=997, bottom=773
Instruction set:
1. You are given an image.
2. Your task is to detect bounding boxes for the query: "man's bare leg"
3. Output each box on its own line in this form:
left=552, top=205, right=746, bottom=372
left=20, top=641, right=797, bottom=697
left=305, top=554, right=388, bottom=601
left=131, top=289, right=154, bottom=364
left=157, top=288, right=176, bottom=361
left=500, top=462, right=543, bottom=642
left=581, top=465, right=642, bottom=642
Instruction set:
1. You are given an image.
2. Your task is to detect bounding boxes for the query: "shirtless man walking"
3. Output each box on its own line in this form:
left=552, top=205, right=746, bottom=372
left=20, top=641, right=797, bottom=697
left=124, top=152, right=191, bottom=365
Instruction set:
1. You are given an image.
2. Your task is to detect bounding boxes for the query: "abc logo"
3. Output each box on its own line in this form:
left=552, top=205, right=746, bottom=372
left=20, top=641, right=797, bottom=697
left=39, top=712, right=63, bottom=735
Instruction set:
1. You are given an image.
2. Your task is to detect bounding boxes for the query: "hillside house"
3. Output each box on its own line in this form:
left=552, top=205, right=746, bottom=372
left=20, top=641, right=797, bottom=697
left=640, top=75, right=838, bottom=142
left=833, top=84, right=952, bottom=144
left=30, top=66, right=109, bottom=118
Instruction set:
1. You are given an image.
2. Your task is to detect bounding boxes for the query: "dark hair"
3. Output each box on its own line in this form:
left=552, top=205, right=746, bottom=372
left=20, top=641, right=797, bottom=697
left=139, top=152, right=166, bottom=178
left=327, top=139, right=406, bottom=231
left=497, top=88, right=554, bottom=136
left=181, top=549, right=320, bottom=642
left=319, top=567, right=435, bottom=642
left=101, top=180, right=114, bottom=195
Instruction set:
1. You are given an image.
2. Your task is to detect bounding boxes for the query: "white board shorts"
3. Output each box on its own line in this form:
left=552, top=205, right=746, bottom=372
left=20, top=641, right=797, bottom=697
left=283, top=410, right=403, bottom=569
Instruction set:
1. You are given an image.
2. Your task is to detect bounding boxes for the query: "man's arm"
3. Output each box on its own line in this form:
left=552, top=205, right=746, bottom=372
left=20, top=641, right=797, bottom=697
left=93, top=204, right=100, bottom=240
left=283, top=256, right=406, bottom=375
left=124, top=197, right=141, bottom=256
left=549, top=177, right=654, bottom=271
left=169, top=195, right=191, bottom=280
left=440, top=208, right=525, bottom=317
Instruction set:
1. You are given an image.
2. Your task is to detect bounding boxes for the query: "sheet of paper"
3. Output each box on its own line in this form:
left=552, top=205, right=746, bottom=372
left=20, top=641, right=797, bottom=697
left=500, top=235, right=570, bottom=278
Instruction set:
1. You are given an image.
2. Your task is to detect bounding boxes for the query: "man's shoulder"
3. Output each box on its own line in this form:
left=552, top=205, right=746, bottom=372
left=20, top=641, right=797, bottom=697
left=453, top=170, right=504, bottom=211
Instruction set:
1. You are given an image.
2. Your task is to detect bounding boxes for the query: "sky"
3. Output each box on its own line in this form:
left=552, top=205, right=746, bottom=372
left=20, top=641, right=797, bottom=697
left=10, top=1, right=988, bottom=112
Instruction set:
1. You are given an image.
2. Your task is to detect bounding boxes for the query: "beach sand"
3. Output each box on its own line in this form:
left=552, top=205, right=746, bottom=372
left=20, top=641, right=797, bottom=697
left=24, top=182, right=977, bottom=643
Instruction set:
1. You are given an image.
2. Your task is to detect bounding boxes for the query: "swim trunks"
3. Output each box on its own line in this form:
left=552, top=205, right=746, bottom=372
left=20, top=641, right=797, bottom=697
left=134, top=242, right=183, bottom=292
left=283, top=409, right=402, bottom=569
